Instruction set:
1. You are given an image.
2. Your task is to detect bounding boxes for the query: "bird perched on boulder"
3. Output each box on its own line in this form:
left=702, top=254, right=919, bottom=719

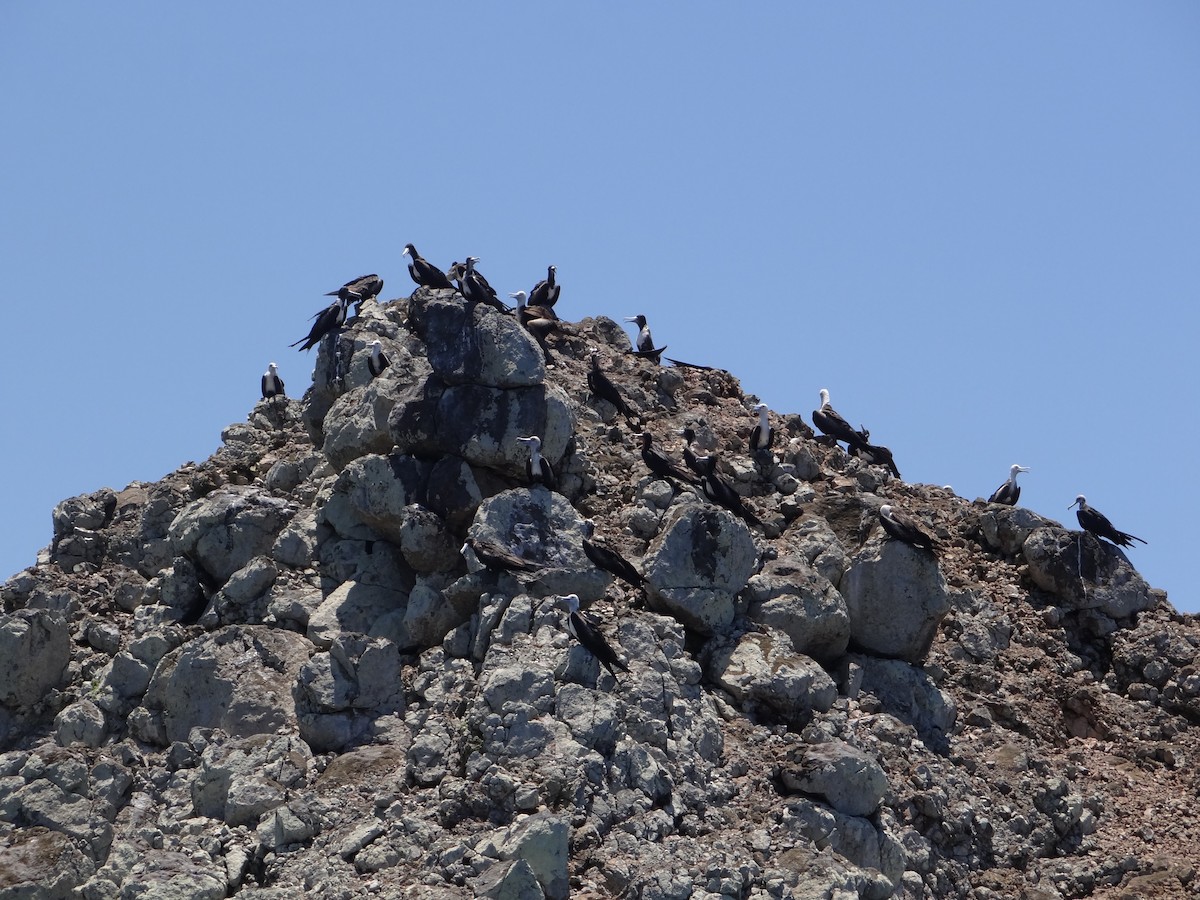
left=624, top=315, right=667, bottom=362
left=326, top=274, right=382, bottom=314
left=750, top=403, right=774, bottom=452
left=517, top=435, right=556, bottom=489
left=461, top=537, right=539, bottom=573
left=367, top=340, right=390, bottom=377
left=878, top=504, right=938, bottom=552
left=813, top=389, right=869, bottom=452
left=701, top=467, right=762, bottom=529
left=640, top=432, right=700, bottom=485
left=455, top=257, right=509, bottom=312
left=510, top=291, right=558, bottom=364
left=988, top=465, right=1030, bottom=505
left=559, top=593, right=630, bottom=681
left=581, top=520, right=643, bottom=589
left=1070, top=495, right=1146, bottom=548
left=403, top=243, right=454, bottom=290
left=528, top=264, right=560, bottom=309
left=679, top=426, right=716, bottom=478
left=291, top=296, right=350, bottom=351
left=587, top=349, right=636, bottom=422
left=261, top=362, right=285, bottom=405
left=850, top=427, right=901, bottom=479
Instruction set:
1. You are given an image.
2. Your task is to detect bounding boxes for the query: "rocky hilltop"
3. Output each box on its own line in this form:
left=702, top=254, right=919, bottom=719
left=2, top=286, right=1198, bottom=900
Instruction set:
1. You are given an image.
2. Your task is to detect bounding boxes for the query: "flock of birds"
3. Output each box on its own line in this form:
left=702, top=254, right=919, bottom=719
left=255, top=243, right=1147, bottom=679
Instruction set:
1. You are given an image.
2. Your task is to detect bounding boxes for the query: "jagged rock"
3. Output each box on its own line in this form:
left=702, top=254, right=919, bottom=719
left=709, top=628, right=837, bottom=727
left=743, top=556, right=850, bottom=662
left=779, top=798, right=906, bottom=898
left=479, top=811, right=570, bottom=900
left=168, top=487, right=297, bottom=585
left=475, top=858, right=547, bottom=900
left=53, top=700, right=106, bottom=748
left=191, top=731, right=312, bottom=826
left=322, top=379, right=402, bottom=473
left=849, top=654, right=957, bottom=752
left=977, top=504, right=1060, bottom=556
left=307, top=578, right=406, bottom=649
left=1022, top=527, right=1155, bottom=618
left=321, top=453, right=431, bottom=544
left=407, top=290, right=545, bottom=387
left=0, top=825, right=96, bottom=900
left=468, top=488, right=610, bottom=601
left=840, top=538, right=952, bottom=663
left=272, top=507, right=319, bottom=569
left=781, top=739, right=889, bottom=817
left=139, top=625, right=313, bottom=745
left=295, top=635, right=405, bottom=752
left=397, top=504, right=462, bottom=573
left=0, top=610, right=70, bottom=708
left=642, top=505, right=758, bottom=634
left=426, top=455, right=484, bottom=532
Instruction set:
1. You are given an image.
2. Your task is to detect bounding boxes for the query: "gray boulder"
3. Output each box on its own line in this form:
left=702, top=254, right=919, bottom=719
left=1022, top=527, right=1155, bottom=618
left=468, top=489, right=609, bottom=601
left=642, top=505, right=758, bottom=634
left=191, top=732, right=312, bottom=827
left=407, top=291, right=545, bottom=387
left=479, top=812, right=570, bottom=900
left=978, top=504, right=1061, bottom=556
left=295, top=635, right=405, bottom=752
left=709, top=628, right=837, bottom=727
left=780, top=739, right=889, bottom=817
left=139, top=625, right=314, bottom=745
left=0, top=826, right=96, bottom=899
left=169, top=487, right=297, bottom=585
left=743, top=556, right=849, bottom=662
left=850, top=654, right=957, bottom=752
left=0, top=610, right=70, bottom=709
left=321, top=381, right=400, bottom=471
left=840, top=538, right=951, bottom=663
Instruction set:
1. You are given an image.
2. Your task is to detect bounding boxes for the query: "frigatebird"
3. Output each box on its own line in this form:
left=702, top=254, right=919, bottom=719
left=988, top=465, right=1029, bottom=506
left=403, top=243, right=454, bottom=290
left=879, top=504, right=938, bottom=552
left=517, top=435, right=556, bottom=490
left=1070, top=495, right=1146, bottom=548
left=559, top=593, right=629, bottom=680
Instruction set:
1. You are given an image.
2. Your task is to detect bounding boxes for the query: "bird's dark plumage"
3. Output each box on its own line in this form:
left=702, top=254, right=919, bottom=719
left=680, top=427, right=716, bottom=477
left=850, top=429, right=901, bottom=478
left=588, top=351, right=635, bottom=421
left=561, top=593, right=630, bottom=680
left=813, top=389, right=869, bottom=451
left=327, top=274, right=383, bottom=309
left=261, top=363, right=285, bottom=401
left=1070, top=495, right=1146, bottom=548
left=625, top=315, right=667, bottom=362
left=988, top=465, right=1029, bottom=505
left=582, top=522, right=643, bottom=588
left=517, top=435, right=556, bottom=490
left=879, top=505, right=938, bottom=552
left=462, top=537, right=539, bottom=573
left=403, top=243, right=454, bottom=290
left=456, top=257, right=509, bottom=312
left=292, top=298, right=349, bottom=351
left=701, top=468, right=762, bottom=529
left=640, top=432, right=700, bottom=485
left=750, top=403, right=774, bottom=452
left=529, top=264, right=560, bottom=309
left=367, top=341, right=391, bottom=378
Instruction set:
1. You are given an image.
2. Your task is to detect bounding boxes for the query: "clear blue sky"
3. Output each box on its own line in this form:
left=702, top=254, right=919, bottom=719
left=2, top=4, right=1196, bottom=612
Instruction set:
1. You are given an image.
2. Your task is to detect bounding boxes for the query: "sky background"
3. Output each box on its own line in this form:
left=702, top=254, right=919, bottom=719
left=2, top=4, right=1196, bottom=612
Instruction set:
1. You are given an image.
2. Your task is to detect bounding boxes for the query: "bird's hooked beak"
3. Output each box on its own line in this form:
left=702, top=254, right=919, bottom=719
left=624, top=317, right=638, bottom=322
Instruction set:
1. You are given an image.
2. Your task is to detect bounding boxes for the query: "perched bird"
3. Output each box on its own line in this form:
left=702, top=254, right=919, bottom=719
left=878, top=504, right=938, bottom=552
left=813, top=389, right=869, bottom=451
left=581, top=520, right=643, bottom=588
left=461, top=537, right=539, bottom=573
left=988, top=465, right=1030, bottom=505
left=701, top=468, right=762, bottom=529
left=367, top=340, right=391, bottom=377
left=750, top=403, right=774, bottom=452
left=456, top=257, right=508, bottom=312
left=679, top=426, right=716, bottom=477
left=291, top=296, right=350, bottom=351
left=528, top=264, right=560, bottom=309
left=517, top=435, right=556, bottom=489
left=327, top=274, right=383, bottom=313
left=559, top=593, right=630, bottom=680
left=850, top=427, right=901, bottom=479
left=510, top=291, right=558, bottom=364
left=640, top=432, right=700, bottom=485
left=261, top=362, right=285, bottom=405
left=624, top=315, right=667, bottom=362
left=587, top=350, right=636, bottom=421
left=403, top=243, right=454, bottom=290
left=1070, top=495, right=1146, bottom=548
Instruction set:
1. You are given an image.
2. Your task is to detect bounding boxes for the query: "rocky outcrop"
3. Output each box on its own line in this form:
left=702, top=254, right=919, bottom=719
left=1, top=289, right=1196, bottom=900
